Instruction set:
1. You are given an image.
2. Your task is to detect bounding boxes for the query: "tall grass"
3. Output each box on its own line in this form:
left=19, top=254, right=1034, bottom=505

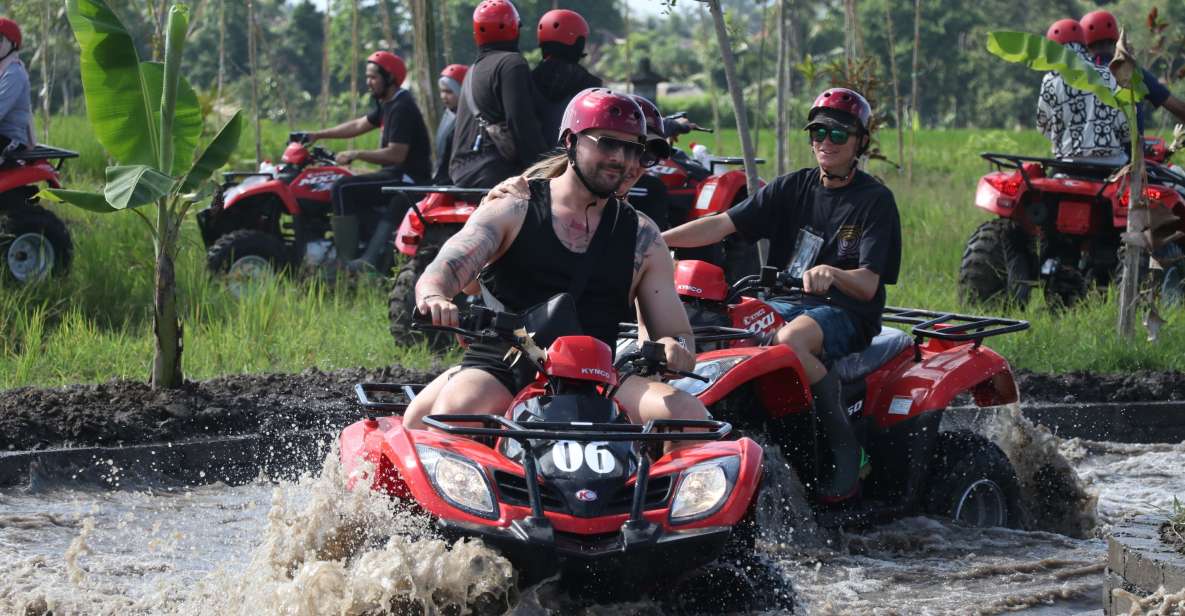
left=2, top=121, right=1182, bottom=389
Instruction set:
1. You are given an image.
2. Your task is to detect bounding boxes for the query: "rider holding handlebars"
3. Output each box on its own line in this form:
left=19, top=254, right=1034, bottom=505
left=305, top=51, right=432, bottom=272
left=663, top=88, right=902, bottom=502
left=404, top=89, right=708, bottom=448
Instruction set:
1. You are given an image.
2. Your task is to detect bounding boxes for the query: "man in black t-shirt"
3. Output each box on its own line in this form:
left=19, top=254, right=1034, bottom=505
left=307, top=51, right=432, bottom=272
left=664, top=88, right=902, bottom=503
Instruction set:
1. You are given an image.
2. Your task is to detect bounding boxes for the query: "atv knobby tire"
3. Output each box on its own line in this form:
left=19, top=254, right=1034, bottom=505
left=388, top=223, right=463, bottom=348
left=0, top=204, right=73, bottom=285
left=925, top=430, right=1023, bottom=529
left=206, top=230, right=288, bottom=295
left=958, top=219, right=1035, bottom=307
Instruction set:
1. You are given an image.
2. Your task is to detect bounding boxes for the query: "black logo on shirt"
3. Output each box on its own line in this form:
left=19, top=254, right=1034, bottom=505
left=837, top=224, right=861, bottom=262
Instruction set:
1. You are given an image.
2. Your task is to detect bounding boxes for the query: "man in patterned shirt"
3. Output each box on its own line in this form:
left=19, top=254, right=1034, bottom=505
left=1036, top=19, right=1129, bottom=162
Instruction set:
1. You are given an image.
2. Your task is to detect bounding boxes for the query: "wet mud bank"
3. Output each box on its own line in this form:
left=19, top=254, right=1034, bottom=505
left=2, top=367, right=1183, bottom=488
left=1104, top=514, right=1185, bottom=614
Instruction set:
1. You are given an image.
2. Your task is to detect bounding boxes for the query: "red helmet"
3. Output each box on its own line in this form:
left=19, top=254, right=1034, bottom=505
left=628, top=94, right=671, bottom=163
left=367, top=51, right=406, bottom=88
left=473, top=0, right=520, bottom=47
left=1081, top=10, right=1119, bottom=45
left=1046, top=19, right=1085, bottom=46
left=440, top=63, right=468, bottom=84
left=537, top=9, right=589, bottom=47
left=807, top=88, right=872, bottom=133
left=0, top=18, right=20, bottom=50
left=559, top=88, right=646, bottom=144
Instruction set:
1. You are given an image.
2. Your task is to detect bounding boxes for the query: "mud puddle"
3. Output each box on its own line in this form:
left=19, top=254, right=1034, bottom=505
left=1, top=412, right=1184, bottom=614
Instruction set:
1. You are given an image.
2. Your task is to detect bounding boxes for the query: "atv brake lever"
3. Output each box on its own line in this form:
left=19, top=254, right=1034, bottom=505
left=668, top=369, right=709, bottom=383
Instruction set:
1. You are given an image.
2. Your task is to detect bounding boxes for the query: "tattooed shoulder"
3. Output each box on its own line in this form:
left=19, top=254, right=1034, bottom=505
left=632, top=216, right=664, bottom=273
left=476, top=195, right=529, bottom=223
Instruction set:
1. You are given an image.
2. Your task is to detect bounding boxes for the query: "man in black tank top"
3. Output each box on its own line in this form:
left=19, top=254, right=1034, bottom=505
left=404, top=89, right=706, bottom=444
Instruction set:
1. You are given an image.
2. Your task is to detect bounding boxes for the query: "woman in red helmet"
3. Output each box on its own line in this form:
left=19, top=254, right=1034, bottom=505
left=306, top=50, right=432, bottom=273
left=532, top=9, right=604, bottom=145
left=0, top=17, right=34, bottom=155
left=407, top=88, right=706, bottom=446
left=450, top=0, right=548, bottom=188
left=433, top=63, right=468, bottom=185
left=663, top=88, right=902, bottom=502
left=1080, top=10, right=1185, bottom=132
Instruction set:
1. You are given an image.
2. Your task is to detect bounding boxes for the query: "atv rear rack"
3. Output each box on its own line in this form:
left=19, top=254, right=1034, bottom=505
left=423, top=414, right=730, bottom=530
left=380, top=185, right=492, bottom=197
left=980, top=151, right=1123, bottom=195
left=883, top=306, right=1029, bottom=350
left=5, top=145, right=79, bottom=170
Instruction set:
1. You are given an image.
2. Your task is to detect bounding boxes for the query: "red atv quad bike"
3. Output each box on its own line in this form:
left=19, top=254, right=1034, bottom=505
left=0, top=145, right=76, bottom=285
left=642, top=259, right=1031, bottom=529
left=197, top=132, right=386, bottom=284
left=960, top=140, right=1185, bottom=309
left=340, top=307, right=794, bottom=609
left=380, top=184, right=488, bottom=346
left=649, top=114, right=765, bottom=285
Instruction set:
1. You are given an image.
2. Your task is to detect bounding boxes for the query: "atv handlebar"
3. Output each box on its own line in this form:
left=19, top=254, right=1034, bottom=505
left=725, top=266, right=806, bottom=304
left=615, top=340, right=709, bottom=383
left=412, top=308, right=711, bottom=383
left=664, top=111, right=714, bottom=134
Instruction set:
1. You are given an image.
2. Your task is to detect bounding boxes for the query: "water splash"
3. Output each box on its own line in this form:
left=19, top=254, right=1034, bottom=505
left=985, top=405, right=1099, bottom=538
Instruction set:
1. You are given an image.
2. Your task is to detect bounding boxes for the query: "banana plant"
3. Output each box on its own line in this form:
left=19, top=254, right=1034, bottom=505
left=987, top=30, right=1154, bottom=338
left=44, top=0, right=243, bottom=388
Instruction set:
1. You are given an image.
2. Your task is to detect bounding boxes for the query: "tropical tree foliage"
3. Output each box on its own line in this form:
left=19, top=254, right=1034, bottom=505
left=44, top=0, right=243, bottom=388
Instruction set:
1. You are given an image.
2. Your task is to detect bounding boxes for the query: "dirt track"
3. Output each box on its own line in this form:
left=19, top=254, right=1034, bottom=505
left=1, top=366, right=1181, bottom=450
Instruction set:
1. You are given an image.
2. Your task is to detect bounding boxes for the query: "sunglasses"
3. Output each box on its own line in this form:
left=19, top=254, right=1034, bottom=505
left=808, top=126, right=852, bottom=145
left=581, top=133, right=647, bottom=161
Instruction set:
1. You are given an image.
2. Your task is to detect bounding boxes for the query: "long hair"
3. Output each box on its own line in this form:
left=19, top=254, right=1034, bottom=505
left=523, top=152, right=568, bottom=179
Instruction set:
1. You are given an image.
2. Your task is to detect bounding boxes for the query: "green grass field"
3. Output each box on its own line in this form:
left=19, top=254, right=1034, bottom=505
left=1, top=116, right=1181, bottom=389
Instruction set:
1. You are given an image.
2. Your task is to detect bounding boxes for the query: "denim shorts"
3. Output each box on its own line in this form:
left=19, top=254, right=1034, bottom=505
left=764, top=299, right=861, bottom=360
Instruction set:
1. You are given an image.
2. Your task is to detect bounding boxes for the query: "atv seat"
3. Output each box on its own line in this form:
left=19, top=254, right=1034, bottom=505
left=833, top=326, right=911, bottom=383
left=1048, top=155, right=1125, bottom=180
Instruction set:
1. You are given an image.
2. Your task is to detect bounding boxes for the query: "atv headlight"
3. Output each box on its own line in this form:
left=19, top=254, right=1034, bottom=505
left=668, top=357, right=744, bottom=396
left=669, top=456, right=739, bottom=524
left=416, top=446, right=497, bottom=519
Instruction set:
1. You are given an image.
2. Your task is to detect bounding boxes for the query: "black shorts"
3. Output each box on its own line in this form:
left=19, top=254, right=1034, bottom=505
left=459, top=340, right=539, bottom=395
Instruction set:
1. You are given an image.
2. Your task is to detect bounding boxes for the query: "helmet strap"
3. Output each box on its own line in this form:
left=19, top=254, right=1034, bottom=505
left=820, top=134, right=869, bottom=182
left=566, top=138, right=616, bottom=199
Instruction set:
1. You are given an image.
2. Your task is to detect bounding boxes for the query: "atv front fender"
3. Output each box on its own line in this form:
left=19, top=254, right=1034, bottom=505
left=695, top=346, right=812, bottom=418
left=868, top=343, right=1019, bottom=428
left=689, top=170, right=755, bottom=219
left=0, top=161, right=61, bottom=193
left=223, top=178, right=299, bottom=215
left=393, top=193, right=480, bottom=256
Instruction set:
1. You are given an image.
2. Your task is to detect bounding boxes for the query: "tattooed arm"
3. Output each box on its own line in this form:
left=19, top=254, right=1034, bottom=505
left=632, top=214, right=697, bottom=372
left=415, top=196, right=528, bottom=327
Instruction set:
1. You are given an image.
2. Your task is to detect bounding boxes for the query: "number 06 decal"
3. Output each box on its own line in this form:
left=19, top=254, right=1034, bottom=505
left=551, top=441, right=615, bottom=474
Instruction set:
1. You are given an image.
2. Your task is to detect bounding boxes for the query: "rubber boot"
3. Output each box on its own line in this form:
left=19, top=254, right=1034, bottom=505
left=331, top=215, right=360, bottom=263
left=811, top=369, right=866, bottom=503
left=347, top=219, right=395, bottom=273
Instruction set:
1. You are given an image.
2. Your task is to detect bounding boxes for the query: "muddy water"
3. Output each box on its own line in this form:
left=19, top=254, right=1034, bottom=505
left=2, top=412, right=1184, bottom=615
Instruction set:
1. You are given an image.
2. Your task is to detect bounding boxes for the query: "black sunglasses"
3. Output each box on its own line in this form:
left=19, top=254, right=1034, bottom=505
left=582, top=133, right=647, bottom=160
left=808, top=126, right=851, bottom=145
